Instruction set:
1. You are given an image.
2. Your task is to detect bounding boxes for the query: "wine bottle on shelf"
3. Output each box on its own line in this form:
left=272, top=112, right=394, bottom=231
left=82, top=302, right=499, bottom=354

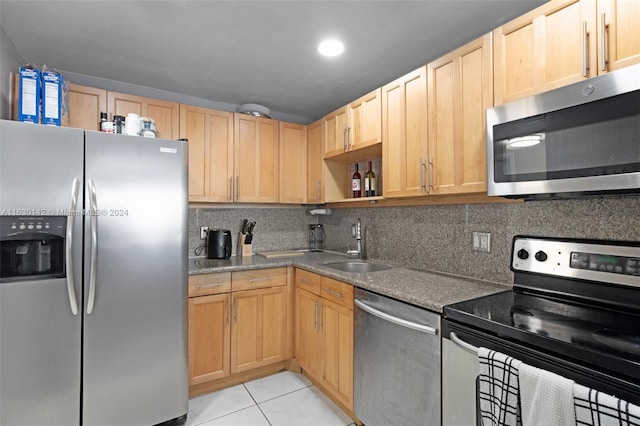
left=365, top=161, right=376, bottom=197
left=352, top=164, right=362, bottom=198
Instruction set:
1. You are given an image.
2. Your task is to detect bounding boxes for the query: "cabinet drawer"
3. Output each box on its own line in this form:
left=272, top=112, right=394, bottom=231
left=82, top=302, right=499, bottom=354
left=320, top=277, right=353, bottom=310
left=189, top=273, right=231, bottom=297
left=295, top=269, right=321, bottom=295
left=232, top=267, right=287, bottom=291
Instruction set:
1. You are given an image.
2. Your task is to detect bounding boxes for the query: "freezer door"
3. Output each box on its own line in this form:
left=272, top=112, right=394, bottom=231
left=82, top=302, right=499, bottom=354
left=0, top=121, right=83, bottom=426
left=82, top=132, right=188, bottom=425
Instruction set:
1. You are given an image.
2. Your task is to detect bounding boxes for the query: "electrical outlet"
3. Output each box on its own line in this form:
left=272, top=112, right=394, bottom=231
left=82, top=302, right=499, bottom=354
left=472, top=231, right=491, bottom=253
left=200, top=226, right=209, bottom=240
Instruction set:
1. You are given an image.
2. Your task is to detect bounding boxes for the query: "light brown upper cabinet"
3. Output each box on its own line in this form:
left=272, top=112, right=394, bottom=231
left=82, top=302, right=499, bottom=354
left=324, top=88, right=381, bottom=159
left=180, top=105, right=234, bottom=202
left=279, top=122, right=308, bottom=204
left=381, top=66, right=428, bottom=198
left=234, top=114, right=279, bottom=203
left=599, top=0, right=640, bottom=72
left=65, top=83, right=107, bottom=131
left=427, top=33, right=493, bottom=195
left=307, top=119, right=325, bottom=204
left=494, top=0, right=640, bottom=105
left=107, top=91, right=180, bottom=139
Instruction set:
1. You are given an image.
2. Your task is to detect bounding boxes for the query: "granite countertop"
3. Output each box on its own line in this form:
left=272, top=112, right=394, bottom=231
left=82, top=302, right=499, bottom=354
left=188, top=252, right=509, bottom=313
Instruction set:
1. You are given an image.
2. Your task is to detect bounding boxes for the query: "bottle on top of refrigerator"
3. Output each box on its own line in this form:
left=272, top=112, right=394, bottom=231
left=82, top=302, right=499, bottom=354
left=124, top=113, right=141, bottom=136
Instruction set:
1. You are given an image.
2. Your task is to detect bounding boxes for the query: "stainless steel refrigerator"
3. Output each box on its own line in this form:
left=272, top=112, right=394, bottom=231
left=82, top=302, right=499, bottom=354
left=0, top=120, right=188, bottom=425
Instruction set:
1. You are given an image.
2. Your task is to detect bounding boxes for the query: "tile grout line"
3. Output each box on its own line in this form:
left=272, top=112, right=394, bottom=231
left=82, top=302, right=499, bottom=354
left=249, top=382, right=315, bottom=405
left=243, top=383, right=273, bottom=426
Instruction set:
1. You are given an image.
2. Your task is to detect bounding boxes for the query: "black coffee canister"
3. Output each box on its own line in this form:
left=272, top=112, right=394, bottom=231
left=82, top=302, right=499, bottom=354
left=207, top=229, right=232, bottom=259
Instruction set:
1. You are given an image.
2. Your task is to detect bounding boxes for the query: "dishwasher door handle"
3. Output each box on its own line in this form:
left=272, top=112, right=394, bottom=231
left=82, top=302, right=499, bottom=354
left=355, top=299, right=438, bottom=335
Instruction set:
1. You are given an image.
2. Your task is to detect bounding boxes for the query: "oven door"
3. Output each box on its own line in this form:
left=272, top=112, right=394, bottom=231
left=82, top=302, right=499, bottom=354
left=442, top=320, right=640, bottom=425
left=486, top=63, right=640, bottom=198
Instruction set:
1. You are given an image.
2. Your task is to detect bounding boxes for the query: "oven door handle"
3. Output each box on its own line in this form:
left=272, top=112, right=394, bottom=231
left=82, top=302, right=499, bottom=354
left=65, top=177, right=80, bottom=315
left=355, top=299, right=438, bottom=335
left=450, top=331, right=479, bottom=355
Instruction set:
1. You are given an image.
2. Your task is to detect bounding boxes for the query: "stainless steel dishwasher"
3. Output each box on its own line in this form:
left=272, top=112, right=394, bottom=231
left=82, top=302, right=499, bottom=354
left=354, top=288, right=441, bottom=426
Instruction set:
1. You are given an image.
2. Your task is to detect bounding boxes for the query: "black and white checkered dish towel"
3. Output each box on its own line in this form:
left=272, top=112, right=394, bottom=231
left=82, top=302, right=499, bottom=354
left=574, top=383, right=640, bottom=426
left=478, top=347, right=523, bottom=426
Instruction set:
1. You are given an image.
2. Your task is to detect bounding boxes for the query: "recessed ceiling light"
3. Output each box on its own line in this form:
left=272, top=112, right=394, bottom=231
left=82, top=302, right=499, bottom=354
left=318, top=39, right=344, bottom=57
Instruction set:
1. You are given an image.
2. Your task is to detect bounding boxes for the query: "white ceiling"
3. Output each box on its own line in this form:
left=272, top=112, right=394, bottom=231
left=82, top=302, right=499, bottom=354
left=1, top=0, right=546, bottom=123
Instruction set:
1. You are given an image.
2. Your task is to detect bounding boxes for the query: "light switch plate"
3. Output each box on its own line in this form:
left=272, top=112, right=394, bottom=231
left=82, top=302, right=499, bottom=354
left=472, top=231, right=491, bottom=253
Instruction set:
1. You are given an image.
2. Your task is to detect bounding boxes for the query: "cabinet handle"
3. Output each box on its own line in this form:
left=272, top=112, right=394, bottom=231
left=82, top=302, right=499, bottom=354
left=318, top=301, right=323, bottom=328
left=196, top=282, right=226, bottom=289
left=314, top=300, right=318, bottom=329
left=347, top=126, right=351, bottom=150
left=317, top=181, right=321, bottom=203
left=233, top=297, right=238, bottom=323
left=419, top=157, right=425, bottom=192
left=236, top=176, right=240, bottom=200
left=582, top=21, right=589, bottom=77
left=249, top=277, right=273, bottom=283
left=323, top=287, right=343, bottom=298
left=228, top=176, right=233, bottom=202
left=342, top=124, right=348, bottom=151
left=601, top=13, right=608, bottom=72
left=299, top=278, right=313, bottom=285
left=226, top=297, right=230, bottom=324
left=426, top=158, right=433, bottom=193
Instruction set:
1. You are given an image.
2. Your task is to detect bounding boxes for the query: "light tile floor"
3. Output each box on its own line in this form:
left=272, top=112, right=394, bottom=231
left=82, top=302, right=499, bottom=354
left=187, top=371, right=355, bottom=426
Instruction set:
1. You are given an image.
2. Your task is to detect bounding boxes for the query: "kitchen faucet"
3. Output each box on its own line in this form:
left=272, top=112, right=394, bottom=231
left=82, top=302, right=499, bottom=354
left=347, top=218, right=364, bottom=259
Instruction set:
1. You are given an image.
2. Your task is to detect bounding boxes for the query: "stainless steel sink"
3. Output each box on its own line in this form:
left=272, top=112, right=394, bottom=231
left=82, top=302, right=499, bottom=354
left=322, top=261, right=391, bottom=273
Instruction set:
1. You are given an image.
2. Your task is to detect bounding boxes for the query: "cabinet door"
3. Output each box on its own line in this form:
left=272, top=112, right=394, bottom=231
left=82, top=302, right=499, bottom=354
left=382, top=66, right=428, bottom=198
left=107, top=91, right=180, bottom=139
left=234, top=114, right=279, bottom=203
left=295, top=288, right=322, bottom=382
left=307, top=119, right=324, bottom=204
left=322, top=298, right=354, bottom=410
left=188, top=294, right=231, bottom=385
left=231, top=286, right=288, bottom=373
left=494, top=0, right=597, bottom=105
left=65, top=83, right=107, bottom=131
left=180, top=105, right=234, bottom=202
left=427, top=33, right=492, bottom=195
left=348, top=88, right=382, bottom=151
left=323, top=107, right=349, bottom=158
left=598, top=0, right=640, bottom=73
left=279, top=122, right=307, bottom=204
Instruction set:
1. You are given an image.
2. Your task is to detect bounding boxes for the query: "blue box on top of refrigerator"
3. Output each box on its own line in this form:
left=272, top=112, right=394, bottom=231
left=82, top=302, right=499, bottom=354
left=0, top=120, right=189, bottom=426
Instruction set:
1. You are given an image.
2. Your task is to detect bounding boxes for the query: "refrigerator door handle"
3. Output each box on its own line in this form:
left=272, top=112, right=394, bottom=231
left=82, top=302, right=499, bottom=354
left=65, top=177, right=80, bottom=315
left=87, top=178, right=98, bottom=315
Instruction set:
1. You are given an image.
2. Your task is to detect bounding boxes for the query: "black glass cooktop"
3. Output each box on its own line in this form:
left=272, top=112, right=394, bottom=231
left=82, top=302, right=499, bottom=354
left=444, top=289, right=640, bottom=382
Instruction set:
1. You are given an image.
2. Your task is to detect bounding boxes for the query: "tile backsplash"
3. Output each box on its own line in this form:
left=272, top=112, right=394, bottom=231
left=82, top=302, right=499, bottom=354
left=189, top=197, right=640, bottom=286
left=321, top=197, right=640, bottom=285
left=188, top=206, right=318, bottom=257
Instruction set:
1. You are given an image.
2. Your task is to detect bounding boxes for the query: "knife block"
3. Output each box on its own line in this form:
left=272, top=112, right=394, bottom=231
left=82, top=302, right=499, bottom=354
left=237, top=233, right=253, bottom=257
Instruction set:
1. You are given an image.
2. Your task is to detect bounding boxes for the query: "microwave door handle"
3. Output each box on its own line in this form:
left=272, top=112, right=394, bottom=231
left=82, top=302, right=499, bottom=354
left=87, top=179, right=98, bottom=315
left=65, top=177, right=80, bottom=315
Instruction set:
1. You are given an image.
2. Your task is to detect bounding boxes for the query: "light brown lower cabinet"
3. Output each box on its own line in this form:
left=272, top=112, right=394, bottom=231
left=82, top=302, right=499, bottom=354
left=295, top=270, right=354, bottom=411
left=188, top=268, right=290, bottom=386
left=188, top=293, right=231, bottom=385
left=231, top=286, right=288, bottom=373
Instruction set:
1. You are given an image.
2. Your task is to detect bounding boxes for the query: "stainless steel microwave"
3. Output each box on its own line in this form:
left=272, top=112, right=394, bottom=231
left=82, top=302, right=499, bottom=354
left=486, top=64, right=640, bottom=199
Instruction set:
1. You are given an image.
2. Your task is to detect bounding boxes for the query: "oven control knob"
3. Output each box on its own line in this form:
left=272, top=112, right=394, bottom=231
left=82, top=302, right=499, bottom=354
left=517, top=249, right=529, bottom=260
left=535, top=251, right=548, bottom=262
